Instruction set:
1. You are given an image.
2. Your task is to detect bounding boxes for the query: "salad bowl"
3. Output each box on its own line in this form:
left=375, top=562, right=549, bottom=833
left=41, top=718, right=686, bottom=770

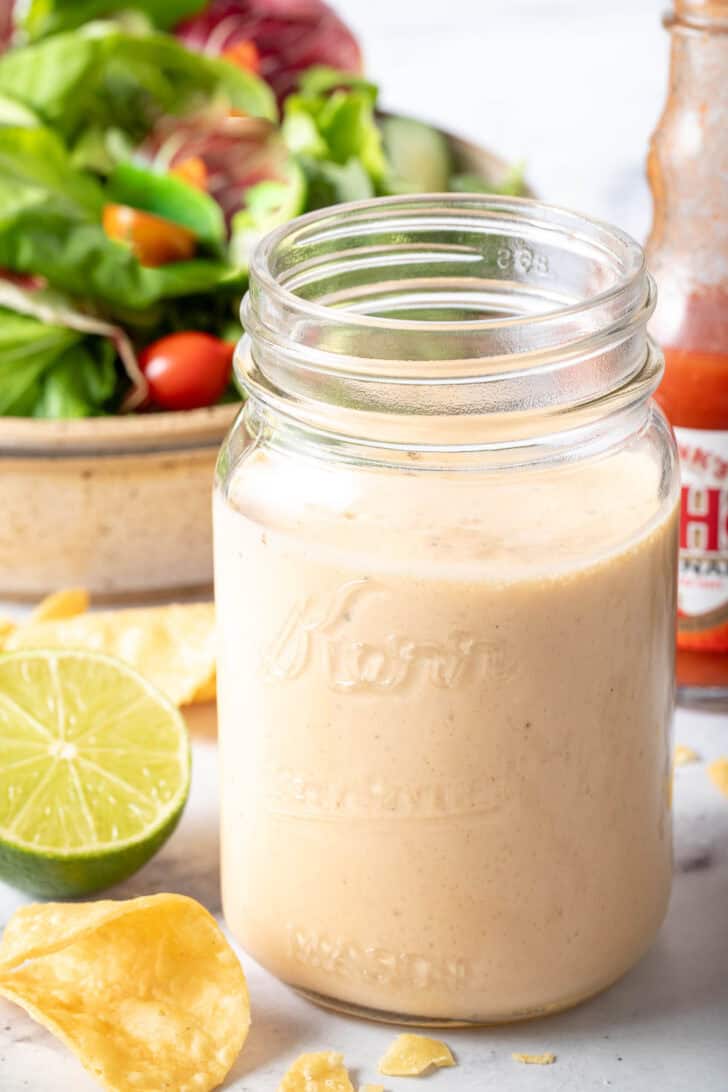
left=0, top=130, right=532, bottom=599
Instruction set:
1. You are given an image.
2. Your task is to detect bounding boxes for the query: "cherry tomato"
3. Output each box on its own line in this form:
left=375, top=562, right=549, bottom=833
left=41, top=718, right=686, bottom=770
left=170, top=156, right=209, bottom=191
left=103, top=204, right=197, bottom=267
left=222, top=38, right=260, bottom=73
left=139, top=332, right=235, bottom=411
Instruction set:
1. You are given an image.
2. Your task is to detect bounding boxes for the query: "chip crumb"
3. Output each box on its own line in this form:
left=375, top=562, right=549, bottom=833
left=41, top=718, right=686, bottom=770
left=674, top=744, right=700, bottom=767
left=359, top=1086, right=384, bottom=1092
left=30, top=587, right=90, bottom=622
left=379, top=1034, right=455, bottom=1077
left=512, top=1052, right=557, bottom=1065
left=708, top=758, right=728, bottom=798
left=278, top=1051, right=354, bottom=1092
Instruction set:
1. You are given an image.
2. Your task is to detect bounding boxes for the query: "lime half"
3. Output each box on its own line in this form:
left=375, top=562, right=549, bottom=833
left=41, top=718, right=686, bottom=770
left=0, top=650, right=190, bottom=897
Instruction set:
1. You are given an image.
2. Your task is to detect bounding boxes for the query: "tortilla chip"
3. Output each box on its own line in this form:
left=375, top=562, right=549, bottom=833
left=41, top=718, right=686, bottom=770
left=0, top=894, right=249, bottom=1092
left=30, top=588, right=90, bottom=622
left=279, top=1051, right=354, bottom=1091
left=708, top=757, right=728, bottom=798
left=674, top=744, right=700, bottom=767
left=512, top=1052, right=556, bottom=1065
left=360, top=1086, right=384, bottom=1091
left=0, top=618, right=17, bottom=646
left=6, top=602, right=216, bottom=706
left=378, top=1034, right=455, bottom=1076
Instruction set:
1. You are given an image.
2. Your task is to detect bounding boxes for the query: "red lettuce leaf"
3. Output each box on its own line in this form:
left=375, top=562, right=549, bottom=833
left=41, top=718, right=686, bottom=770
left=140, top=107, right=291, bottom=226
left=175, top=0, right=362, bottom=103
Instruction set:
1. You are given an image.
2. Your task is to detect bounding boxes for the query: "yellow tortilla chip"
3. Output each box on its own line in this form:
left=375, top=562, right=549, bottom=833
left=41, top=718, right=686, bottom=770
left=0, top=894, right=249, bottom=1092
left=675, top=744, right=700, bottom=767
left=0, top=617, right=17, bottom=646
left=512, top=1052, right=556, bottom=1065
left=379, top=1034, right=455, bottom=1077
left=279, top=1051, right=354, bottom=1091
left=360, top=1086, right=384, bottom=1091
left=708, top=757, right=728, bottom=798
left=6, top=601, right=216, bottom=706
left=30, top=587, right=90, bottom=622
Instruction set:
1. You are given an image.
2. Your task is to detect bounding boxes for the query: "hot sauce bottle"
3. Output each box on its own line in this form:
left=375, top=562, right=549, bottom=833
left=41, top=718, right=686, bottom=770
left=646, top=0, right=728, bottom=702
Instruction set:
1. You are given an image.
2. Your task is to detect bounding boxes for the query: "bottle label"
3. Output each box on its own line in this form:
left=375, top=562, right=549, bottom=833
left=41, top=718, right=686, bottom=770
left=675, top=427, right=728, bottom=652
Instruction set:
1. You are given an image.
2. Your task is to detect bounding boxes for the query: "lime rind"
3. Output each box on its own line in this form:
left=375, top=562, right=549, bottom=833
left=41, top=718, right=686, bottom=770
left=0, top=649, right=190, bottom=897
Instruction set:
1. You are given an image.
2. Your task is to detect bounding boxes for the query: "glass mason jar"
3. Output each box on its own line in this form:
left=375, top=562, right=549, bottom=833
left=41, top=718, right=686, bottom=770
left=214, top=196, right=679, bottom=1026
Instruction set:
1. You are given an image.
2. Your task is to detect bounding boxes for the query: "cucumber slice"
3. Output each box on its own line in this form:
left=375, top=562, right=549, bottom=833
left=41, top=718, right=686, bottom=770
left=380, top=115, right=453, bottom=194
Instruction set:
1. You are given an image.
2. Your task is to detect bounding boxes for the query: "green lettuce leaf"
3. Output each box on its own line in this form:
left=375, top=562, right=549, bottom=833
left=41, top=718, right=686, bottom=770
left=0, top=278, right=148, bottom=409
left=32, top=339, right=118, bottom=418
left=297, top=155, right=373, bottom=210
left=0, top=305, right=117, bottom=417
left=0, top=95, right=42, bottom=128
left=0, top=126, right=104, bottom=218
left=282, top=66, right=385, bottom=187
left=21, top=1, right=208, bottom=40
left=229, top=160, right=307, bottom=267
left=0, top=204, right=238, bottom=313
left=0, top=308, right=81, bottom=415
left=0, top=23, right=276, bottom=144
left=296, top=67, right=378, bottom=99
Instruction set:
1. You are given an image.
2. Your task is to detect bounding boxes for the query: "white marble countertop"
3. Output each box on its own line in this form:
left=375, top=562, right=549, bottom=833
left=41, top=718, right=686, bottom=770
left=1, top=702, right=727, bottom=1091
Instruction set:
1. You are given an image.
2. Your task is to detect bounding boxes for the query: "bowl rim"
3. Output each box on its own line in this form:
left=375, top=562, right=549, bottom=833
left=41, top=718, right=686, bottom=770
left=0, top=119, right=531, bottom=456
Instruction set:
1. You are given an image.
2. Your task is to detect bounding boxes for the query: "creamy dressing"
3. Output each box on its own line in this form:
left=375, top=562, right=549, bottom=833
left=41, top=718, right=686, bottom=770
left=214, top=446, right=678, bottom=1022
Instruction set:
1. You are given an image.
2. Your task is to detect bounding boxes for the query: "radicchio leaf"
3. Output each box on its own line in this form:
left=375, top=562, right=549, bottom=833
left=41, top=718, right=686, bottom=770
left=140, top=107, right=291, bottom=227
left=175, top=0, right=362, bottom=103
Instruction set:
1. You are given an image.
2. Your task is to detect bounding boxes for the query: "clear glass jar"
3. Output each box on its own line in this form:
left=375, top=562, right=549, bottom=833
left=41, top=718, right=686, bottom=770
left=214, top=195, right=680, bottom=1026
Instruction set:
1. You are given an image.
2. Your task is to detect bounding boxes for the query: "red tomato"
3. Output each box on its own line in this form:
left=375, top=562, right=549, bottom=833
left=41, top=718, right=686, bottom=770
left=103, top=204, right=197, bottom=267
left=139, top=333, right=235, bottom=411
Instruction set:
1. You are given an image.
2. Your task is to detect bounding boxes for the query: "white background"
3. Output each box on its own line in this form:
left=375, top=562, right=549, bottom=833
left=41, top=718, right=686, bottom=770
left=342, top=0, right=669, bottom=238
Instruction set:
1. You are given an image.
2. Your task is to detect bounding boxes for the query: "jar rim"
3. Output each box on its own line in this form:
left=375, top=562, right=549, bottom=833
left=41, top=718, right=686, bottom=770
left=248, top=193, right=647, bottom=336
left=239, top=194, right=657, bottom=454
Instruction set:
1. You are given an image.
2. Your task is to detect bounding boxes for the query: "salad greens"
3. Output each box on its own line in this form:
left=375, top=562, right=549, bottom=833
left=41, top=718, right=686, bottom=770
left=282, top=68, right=386, bottom=186
left=0, top=23, right=276, bottom=142
left=0, top=308, right=116, bottom=417
left=0, top=2, right=527, bottom=418
left=20, top=1, right=208, bottom=40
